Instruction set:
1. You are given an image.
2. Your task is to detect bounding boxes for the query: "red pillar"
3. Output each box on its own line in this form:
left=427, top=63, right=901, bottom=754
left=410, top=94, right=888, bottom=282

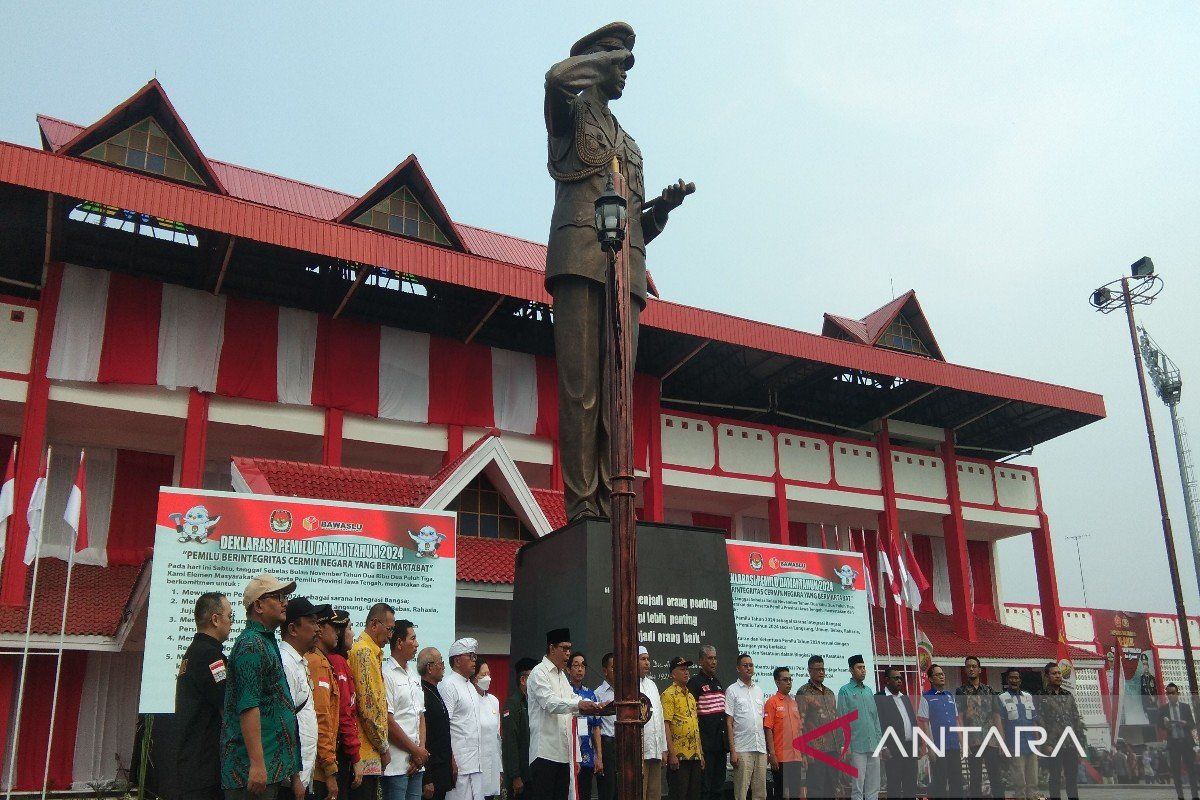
left=323, top=408, right=343, bottom=467
left=642, top=396, right=665, bottom=523
left=2, top=263, right=63, bottom=607
left=443, top=424, right=464, bottom=466
left=768, top=477, right=788, bottom=544
left=179, top=389, right=210, bottom=488
left=1031, top=511, right=1065, bottom=644
left=940, top=431, right=977, bottom=641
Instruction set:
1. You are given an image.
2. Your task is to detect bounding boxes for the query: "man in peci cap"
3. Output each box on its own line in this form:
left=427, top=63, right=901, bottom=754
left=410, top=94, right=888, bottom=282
left=502, top=657, right=538, bottom=799
left=837, top=655, right=883, bottom=800
left=527, top=628, right=605, bottom=800
left=282, top=598, right=332, bottom=791
left=307, top=606, right=345, bottom=800
left=325, top=610, right=363, bottom=800
left=544, top=21, right=693, bottom=522
left=175, top=592, right=233, bottom=800
left=441, top=638, right=485, bottom=800
left=220, top=573, right=303, bottom=800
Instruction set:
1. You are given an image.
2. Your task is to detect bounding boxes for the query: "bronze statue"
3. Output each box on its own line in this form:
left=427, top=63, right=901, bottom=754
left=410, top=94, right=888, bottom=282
left=544, top=21, right=692, bottom=521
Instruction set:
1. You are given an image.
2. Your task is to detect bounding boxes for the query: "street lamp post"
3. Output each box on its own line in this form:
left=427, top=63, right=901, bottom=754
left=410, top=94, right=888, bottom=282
left=595, top=158, right=643, bottom=800
left=1090, top=257, right=1199, bottom=701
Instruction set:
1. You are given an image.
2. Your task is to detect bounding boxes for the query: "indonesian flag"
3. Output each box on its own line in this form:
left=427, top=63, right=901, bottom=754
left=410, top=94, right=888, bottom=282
left=0, top=444, right=14, bottom=563
left=22, top=458, right=48, bottom=565
left=850, top=530, right=876, bottom=606
left=878, top=528, right=904, bottom=597
left=901, top=532, right=931, bottom=595
left=64, top=452, right=88, bottom=553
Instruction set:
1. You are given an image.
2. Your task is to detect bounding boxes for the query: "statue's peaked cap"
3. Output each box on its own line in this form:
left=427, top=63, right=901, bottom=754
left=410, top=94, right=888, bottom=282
left=571, top=21, right=636, bottom=61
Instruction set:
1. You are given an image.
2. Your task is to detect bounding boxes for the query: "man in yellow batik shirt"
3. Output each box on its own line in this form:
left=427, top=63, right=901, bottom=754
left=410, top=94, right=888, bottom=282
left=349, top=603, right=395, bottom=800
left=661, top=657, right=704, bottom=800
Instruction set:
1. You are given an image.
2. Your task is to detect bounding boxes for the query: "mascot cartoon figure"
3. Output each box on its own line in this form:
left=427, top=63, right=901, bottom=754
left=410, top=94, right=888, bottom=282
left=833, top=564, right=859, bottom=588
left=169, top=506, right=221, bottom=543
left=409, top=525, right=446, bottom=558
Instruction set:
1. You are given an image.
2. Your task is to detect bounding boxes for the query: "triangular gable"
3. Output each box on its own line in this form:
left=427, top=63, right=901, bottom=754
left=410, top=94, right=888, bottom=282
left=337, top=154, right=463, bottom=249
left=421, top=432, right=553, bottom=536
left=821, top=290, right=944, bottom=360
left=59, top=79, right=226, bottom=193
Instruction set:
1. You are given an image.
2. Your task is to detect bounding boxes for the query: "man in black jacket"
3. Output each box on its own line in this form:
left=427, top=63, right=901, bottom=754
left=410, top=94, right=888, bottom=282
left=874, top=666, right=918, bottom=800
left=175, top=591, right=234, bottom=800
left=420, top=647, right=455, bottom=800
left=503, top=658, right=537, bottom=799
left=1160, top=683, right=1199, bottom=800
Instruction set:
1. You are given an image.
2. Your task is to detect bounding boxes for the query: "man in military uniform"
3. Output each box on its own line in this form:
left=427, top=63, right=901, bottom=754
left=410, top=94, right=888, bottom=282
left=175, top=591, right=234, bottom=800
left=502, top=658, right=538, bottom=798
left=545, top=21, right=692, bottom=521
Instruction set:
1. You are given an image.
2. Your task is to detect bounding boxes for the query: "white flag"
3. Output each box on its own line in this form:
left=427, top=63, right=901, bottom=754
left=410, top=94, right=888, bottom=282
left=0, top=444, right=15, bottom=563
left=23, top=471, right=47, bottom=566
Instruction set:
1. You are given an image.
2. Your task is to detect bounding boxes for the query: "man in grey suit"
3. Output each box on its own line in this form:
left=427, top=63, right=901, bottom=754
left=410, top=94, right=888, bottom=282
left=544, top=21, right=692, bottom=521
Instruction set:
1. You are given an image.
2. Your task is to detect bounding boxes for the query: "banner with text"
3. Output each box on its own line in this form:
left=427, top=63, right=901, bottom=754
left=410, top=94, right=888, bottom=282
left=727, top=541, right=873, bottom=690
left=140, top=488, right=456, bottom=714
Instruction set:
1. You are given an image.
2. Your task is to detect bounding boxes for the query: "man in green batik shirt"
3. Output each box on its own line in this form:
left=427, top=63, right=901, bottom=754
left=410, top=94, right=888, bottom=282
left=220, top=573, right=304, bottom=800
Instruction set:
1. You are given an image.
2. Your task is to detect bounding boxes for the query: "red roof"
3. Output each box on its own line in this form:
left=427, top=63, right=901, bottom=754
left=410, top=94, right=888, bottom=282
left=15, top=99, right=1103, bottom=420
left=456, top=538, right=524, bottom=584
left=874, top=608, right=1100, bottom=663
left=231, top=453, right=564, bottom=584
left=0, top=559, right=147, bottom=637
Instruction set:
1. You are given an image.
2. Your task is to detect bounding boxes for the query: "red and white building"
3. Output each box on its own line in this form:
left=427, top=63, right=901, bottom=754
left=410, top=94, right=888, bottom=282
left=0, top=80, right=1121, bottom=787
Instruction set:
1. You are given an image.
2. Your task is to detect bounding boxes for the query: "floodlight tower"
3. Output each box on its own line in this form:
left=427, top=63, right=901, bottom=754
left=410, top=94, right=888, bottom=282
left=1139, top=327, right=1200, bottom=602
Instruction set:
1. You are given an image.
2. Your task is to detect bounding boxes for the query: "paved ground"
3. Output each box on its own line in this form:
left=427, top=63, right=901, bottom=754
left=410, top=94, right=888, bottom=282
left=1077, top=783, right=1192, bottom=798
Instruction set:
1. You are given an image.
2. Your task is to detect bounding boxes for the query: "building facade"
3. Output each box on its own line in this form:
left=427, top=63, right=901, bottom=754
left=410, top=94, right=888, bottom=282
left=0, top=80, right=1116, bottom=788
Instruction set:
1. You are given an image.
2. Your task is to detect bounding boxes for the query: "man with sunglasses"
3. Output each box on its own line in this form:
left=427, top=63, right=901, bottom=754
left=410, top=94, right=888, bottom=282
left=221, top=573, right=303, bottom=800
left=176, top=591, right=233, bottom=800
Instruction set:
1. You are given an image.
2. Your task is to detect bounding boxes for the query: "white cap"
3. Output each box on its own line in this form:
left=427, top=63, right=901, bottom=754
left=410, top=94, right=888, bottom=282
left=449, top=638, right=479, bottom=657
left=638, top=645, right=649, bottom=656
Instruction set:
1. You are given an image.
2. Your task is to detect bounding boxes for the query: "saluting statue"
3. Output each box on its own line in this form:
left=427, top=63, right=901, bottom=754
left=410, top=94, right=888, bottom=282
left=544, top=21, right=692, bottom=522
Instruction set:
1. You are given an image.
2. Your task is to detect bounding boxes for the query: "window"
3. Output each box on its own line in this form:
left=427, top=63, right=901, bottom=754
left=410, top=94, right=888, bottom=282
left=878, top=313, right=932, bottom=356
left=448, top=473, right=535, bottom=541
left=354, top=186, right=452, bottom=246
left=69, top=201, right=198, bottom=246
left=82, top=117, right=204, bottom=185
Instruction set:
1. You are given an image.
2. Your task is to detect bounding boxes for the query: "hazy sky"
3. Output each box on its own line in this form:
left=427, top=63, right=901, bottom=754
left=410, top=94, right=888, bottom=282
left=3, top=3, right=1198, bottom=613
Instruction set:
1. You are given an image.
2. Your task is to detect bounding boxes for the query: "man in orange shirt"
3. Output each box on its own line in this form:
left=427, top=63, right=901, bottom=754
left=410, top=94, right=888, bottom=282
left=763, top=668, right=803, bottom=800
left=307, top=607, right=343, bottom=800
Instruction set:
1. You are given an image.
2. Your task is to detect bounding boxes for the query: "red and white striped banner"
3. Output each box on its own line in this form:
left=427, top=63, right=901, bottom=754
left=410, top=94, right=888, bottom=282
left=45, top=264, right=658, bottom=464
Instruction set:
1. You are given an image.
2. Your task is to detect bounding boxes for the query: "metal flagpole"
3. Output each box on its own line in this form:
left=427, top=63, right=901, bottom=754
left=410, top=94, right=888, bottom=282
left=41, top=451, right=83, bottom=799
left=905, top=532, right=923, bottom=695
left=4, top=445, right=50, bottom=796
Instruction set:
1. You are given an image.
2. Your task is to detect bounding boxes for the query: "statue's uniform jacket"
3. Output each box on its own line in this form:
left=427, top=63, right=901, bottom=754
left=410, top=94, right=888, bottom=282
left=544, top=51, right=667, bottom=303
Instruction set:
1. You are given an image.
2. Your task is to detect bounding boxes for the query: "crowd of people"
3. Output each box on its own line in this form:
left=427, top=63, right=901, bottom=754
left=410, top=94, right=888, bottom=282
left=173, top=572, right=1200, bottom=800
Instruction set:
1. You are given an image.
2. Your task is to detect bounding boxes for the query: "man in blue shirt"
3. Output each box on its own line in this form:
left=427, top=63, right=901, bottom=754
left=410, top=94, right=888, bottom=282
left=999, top=668, right=1038, bottom=800
left=837, top=655, right=882, bottom=800
left=917, top=664, right=962, bottom=799
left=568, top=652, right=603, bottom=800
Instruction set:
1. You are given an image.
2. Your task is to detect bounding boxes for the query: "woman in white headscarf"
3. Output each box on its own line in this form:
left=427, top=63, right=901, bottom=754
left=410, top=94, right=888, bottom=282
left=473, top=659, right=503, bottom=800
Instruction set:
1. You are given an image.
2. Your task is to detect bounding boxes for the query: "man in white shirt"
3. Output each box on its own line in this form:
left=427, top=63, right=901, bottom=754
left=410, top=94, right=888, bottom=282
left=384, top=619, right=428, bottom=800
left=527, top=628, right=604, bottom=800
left=282, top=598, right=330, bottom=789
left=639, top=646, right=668, bottom=800
left=724, top=654, right=766, bottom=800
left=440, top=638, right=485, bottom=800
left=595, top=653, right=617, bottom=800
